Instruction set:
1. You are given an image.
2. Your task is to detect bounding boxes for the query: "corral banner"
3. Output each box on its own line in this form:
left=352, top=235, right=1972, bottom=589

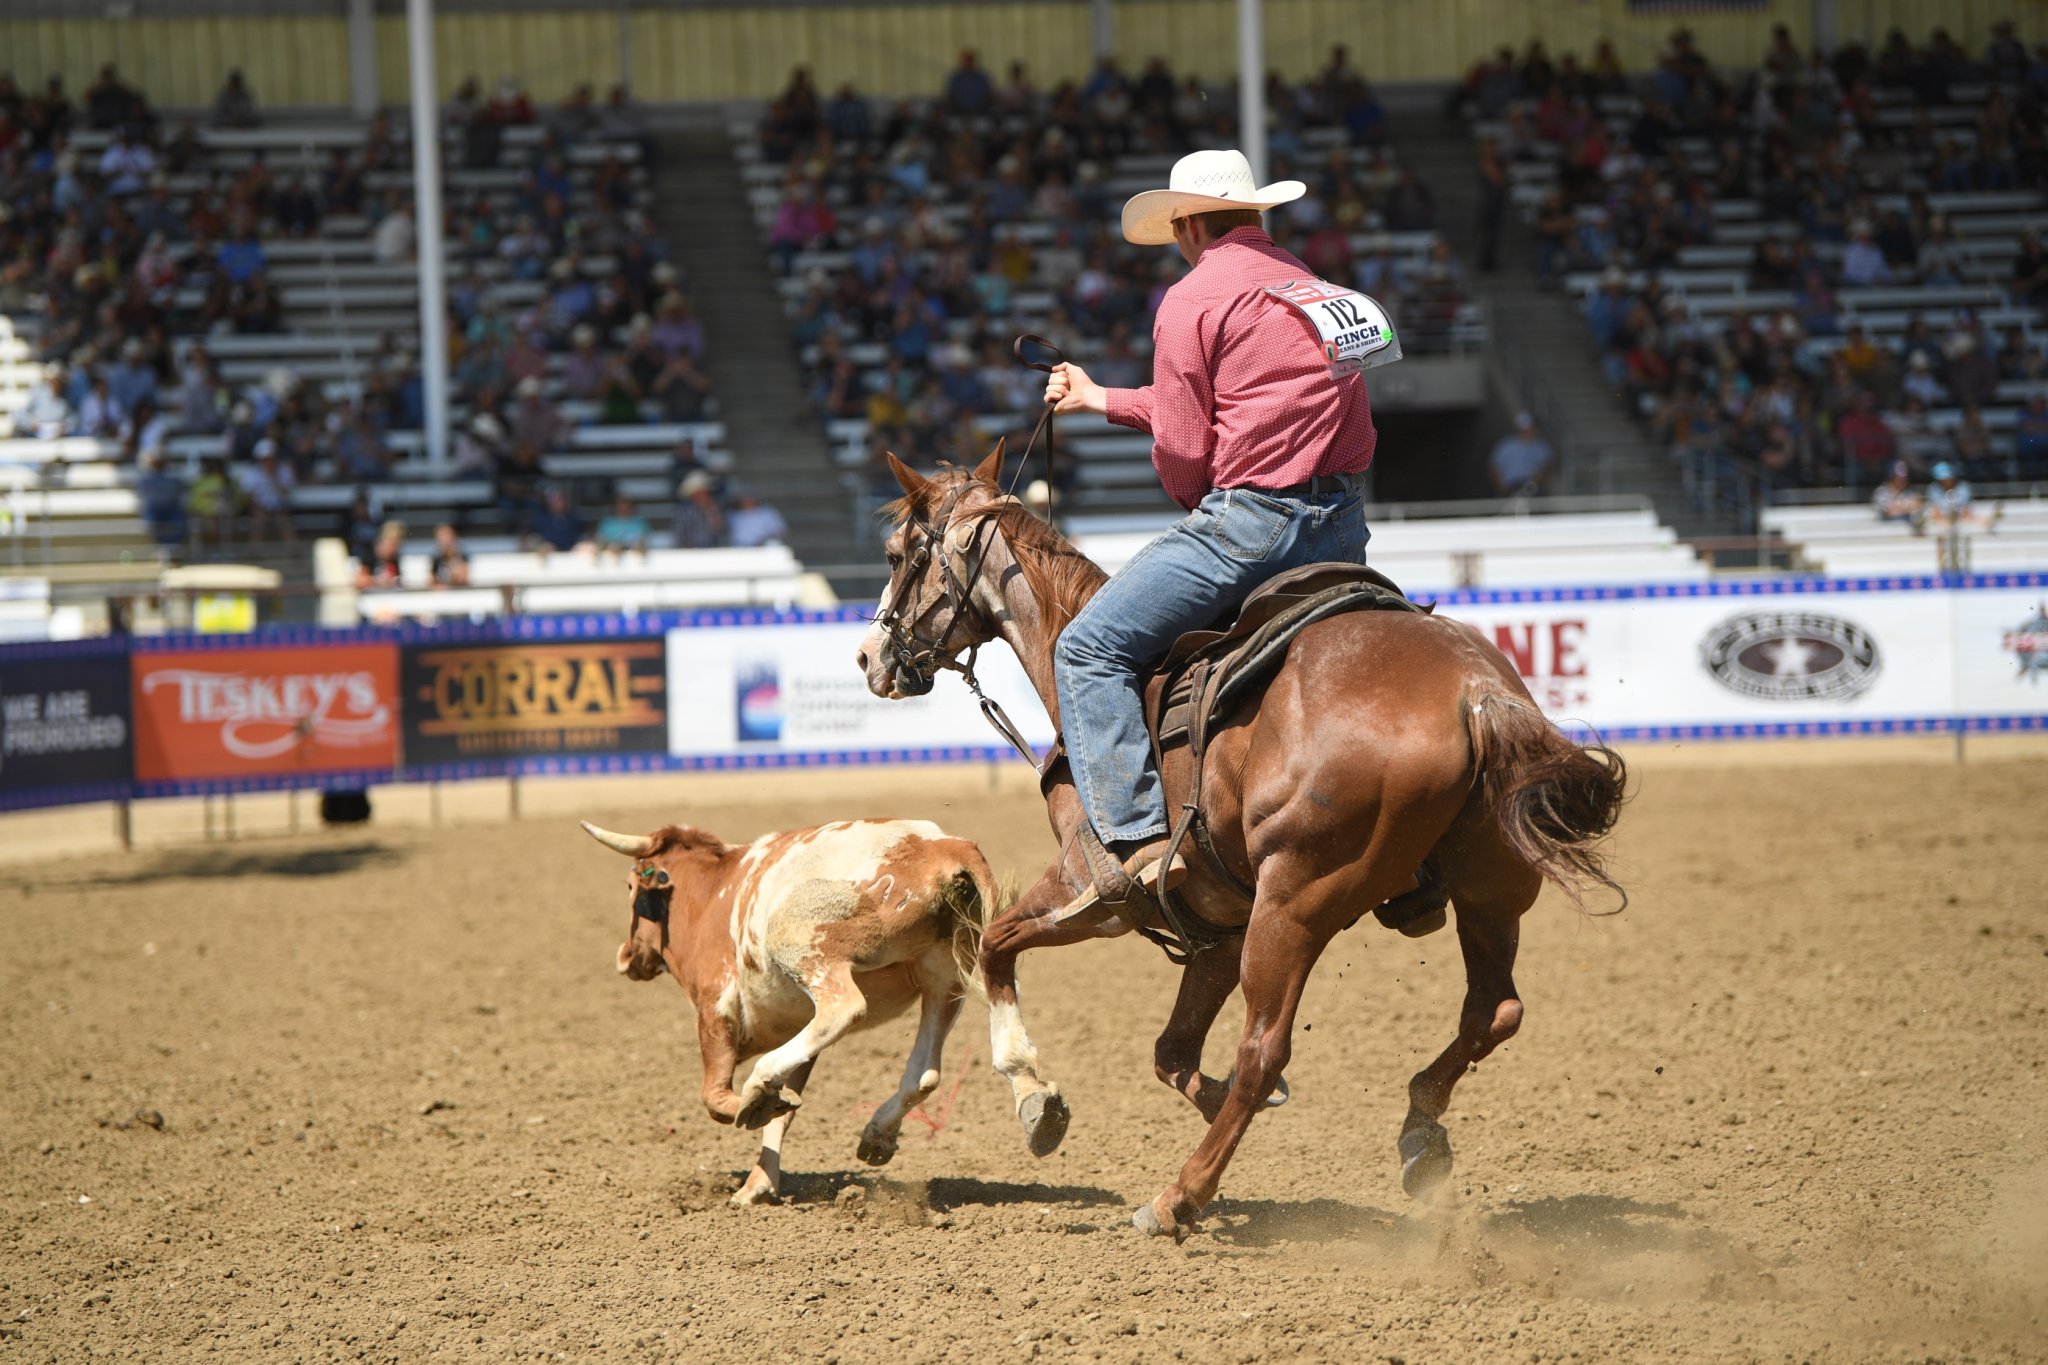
left=400, top=636, right=669, bottom=773
left=0, top=642, right=133, bottom=811
left=131, top=641, right=400, bottom=790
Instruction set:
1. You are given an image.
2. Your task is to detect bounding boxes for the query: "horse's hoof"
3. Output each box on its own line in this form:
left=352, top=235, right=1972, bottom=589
left=1375, top=866, right=1449, bottom=936
left=1396, top=905, right=1448, bottom=938
left=1398, top=1120, right=1454, bottom=1198
left=1223, top=1070, right=1292, bottom=1108
left=1018, top=1089, right=1070, bottom=1157
left=1132, top=1198, right=1187, bottom=1242
left=729, top=1177, right=781, bottom=1207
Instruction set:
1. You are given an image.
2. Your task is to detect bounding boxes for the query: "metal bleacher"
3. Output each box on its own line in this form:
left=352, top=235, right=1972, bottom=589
left=1762, top=495, right=2048, bottom=576
left=735, top=113, right=1490, bottom=525
left=0, top=109, right=828, bottom=632
left=1069, top=501, right=1710, bottom=590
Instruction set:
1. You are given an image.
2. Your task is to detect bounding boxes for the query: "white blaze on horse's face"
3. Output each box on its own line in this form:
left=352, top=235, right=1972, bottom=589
left=859, top=520, right=924, bottom=699
left=857, top=567, right=899, bottom=699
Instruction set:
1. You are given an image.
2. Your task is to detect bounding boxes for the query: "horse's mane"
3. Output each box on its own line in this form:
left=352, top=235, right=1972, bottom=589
left=881, top=467, right=1108, bottom=637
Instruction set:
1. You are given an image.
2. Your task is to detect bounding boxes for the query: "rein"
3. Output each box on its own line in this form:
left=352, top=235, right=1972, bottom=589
left=1010, top=333, right=1063, bottom=510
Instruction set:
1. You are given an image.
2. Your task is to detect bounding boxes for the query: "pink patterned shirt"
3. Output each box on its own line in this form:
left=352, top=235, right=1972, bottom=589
left=1104, top=227, right=1377, bottom=511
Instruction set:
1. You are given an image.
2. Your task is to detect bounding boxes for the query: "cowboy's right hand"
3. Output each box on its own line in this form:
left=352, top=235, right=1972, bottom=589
left=1045, top=362, right=1105, bottom=415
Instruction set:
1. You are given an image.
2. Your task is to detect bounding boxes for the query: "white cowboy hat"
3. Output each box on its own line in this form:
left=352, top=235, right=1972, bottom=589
left=1120, top=150, right=1305, bottom=246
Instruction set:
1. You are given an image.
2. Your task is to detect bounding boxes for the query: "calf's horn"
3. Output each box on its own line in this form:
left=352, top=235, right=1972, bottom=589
left=580, top=820, right=653, bottom=857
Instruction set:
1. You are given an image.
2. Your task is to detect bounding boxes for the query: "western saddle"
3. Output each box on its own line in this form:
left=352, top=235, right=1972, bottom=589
left=1051, top=563, right=1448, bottom=962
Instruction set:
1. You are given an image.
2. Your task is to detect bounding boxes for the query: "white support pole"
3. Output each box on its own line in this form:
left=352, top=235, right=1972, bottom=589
left=1810, top=0, right=1839, bottom=57
left=348, top=0, right=379, bottom=119
left=406, top=0, right=451, bottom=467
left=1237, top=0, right=1266, bottom=185
left=1091, top=0, right=1114, bottom=67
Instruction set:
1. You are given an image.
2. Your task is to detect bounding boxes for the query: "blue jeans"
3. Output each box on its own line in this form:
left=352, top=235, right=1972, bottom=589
left=1054, top=475, right=1372, bottom=844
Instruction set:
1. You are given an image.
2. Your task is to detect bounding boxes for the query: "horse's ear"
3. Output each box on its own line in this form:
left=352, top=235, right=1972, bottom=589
left=972, top=438, right=1005, bottom=487
left=886, top=452, right=929, bottom=499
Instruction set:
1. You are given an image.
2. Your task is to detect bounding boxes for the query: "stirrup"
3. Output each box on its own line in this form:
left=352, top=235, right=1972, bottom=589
left=1075, top=822, right=1137, bottom=905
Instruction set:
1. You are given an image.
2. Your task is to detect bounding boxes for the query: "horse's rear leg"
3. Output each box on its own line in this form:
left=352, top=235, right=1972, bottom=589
left=1398, top=887, right=1532, bottom=1198
left=981, top=863, right=1128, bottom=1157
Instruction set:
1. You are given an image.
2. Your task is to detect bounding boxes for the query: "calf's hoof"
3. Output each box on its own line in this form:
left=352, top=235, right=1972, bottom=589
left=1017, top=1089, right=1070, bottom=1158
left=1398, top=1119, right=1454, bottom=1198
left=734, top=1085, right=801, bottom=1131
left=855, top=1125, right=900, bottom=1167
left=1131, top=1196, right=1188, bottom=1242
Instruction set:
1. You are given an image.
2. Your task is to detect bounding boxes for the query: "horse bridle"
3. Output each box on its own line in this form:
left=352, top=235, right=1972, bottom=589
left=874, top=334, right=1068, bottom=766
left=874, top=477, right=1007, bottom=697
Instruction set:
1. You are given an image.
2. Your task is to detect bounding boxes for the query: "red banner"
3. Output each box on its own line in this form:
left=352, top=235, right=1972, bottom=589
left=132, top=644, right=400, bottom=783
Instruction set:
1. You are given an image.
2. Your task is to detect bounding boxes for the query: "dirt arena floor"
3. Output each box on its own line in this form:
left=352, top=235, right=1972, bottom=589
left=3, top=743, right=2046, bottom=1363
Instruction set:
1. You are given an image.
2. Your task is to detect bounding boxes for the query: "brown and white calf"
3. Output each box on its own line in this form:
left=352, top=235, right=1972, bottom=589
left=580, top=816, right=998, bottom=1205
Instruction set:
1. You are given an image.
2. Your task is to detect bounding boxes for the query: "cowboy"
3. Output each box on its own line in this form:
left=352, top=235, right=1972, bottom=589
left=1043, top=148, right=1381, bottom=910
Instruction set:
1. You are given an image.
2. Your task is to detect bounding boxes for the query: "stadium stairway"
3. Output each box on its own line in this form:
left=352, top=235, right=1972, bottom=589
left=1388, top=112, right=1706, bottom=532
left=651, top=131, right=858, bottom=581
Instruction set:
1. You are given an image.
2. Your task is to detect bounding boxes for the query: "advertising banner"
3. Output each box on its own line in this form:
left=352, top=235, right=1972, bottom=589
left=131, top=642, right=400, bottom=786
left=0, top=648, right=133, bottom=810
left=1954, top=588, right=2048, bottom=717
left=401, top=636, right=668, bottom=770
left=664, top=619, right=1055, bottom=762
left=1432, top=579, right=2038, bottom=739
left=0, top=576, right=2041, bottom=817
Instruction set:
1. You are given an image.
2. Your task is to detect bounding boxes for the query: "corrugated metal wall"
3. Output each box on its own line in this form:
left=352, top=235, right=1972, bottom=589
left=0, top=16, right=351, bottom=109
left=0, top=2, right=2039, bottom=107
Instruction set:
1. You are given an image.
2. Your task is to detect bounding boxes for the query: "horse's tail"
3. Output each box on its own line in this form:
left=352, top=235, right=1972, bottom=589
left=1466, top=687, right=1629, bottom=914
left=939, top=856, right=1013, bottom=1001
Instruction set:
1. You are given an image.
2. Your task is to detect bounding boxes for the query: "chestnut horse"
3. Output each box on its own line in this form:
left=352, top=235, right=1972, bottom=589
left=855, top=446, right=1626, bottom=1240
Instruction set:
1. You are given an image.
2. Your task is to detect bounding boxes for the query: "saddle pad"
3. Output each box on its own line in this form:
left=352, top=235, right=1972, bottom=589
left=1148, top=565, right=1425, bottom=749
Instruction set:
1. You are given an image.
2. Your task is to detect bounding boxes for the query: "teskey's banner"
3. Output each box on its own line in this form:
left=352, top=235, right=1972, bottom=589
left=399, top=637, right=668, bottom=770
left=130, top=643, right=400, bottom=784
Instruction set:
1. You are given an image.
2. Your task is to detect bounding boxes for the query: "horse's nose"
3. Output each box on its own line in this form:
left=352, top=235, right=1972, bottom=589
left=855, top=648, right=870, bottom=672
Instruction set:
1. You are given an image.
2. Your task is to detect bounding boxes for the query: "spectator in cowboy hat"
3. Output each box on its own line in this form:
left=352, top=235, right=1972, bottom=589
left=671, top=470, right=728, bottom=549
left=511, top=375, right=567, bottom=453
left=1901, top=349, right=1947, bottom=406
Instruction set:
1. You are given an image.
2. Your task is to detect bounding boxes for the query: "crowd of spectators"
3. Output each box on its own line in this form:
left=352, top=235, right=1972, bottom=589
left=1, top=63, right=706, bottom=558
left=754, top=47, right=1462, bottom=484
left=1463, top=24, right=2048, bottom=499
